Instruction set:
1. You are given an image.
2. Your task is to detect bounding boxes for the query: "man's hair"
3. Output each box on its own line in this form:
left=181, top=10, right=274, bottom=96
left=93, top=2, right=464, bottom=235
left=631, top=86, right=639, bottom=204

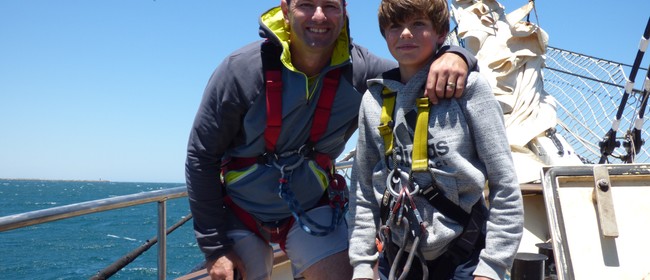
left=377, top=0, right=449, bottom=38
left=286, top=0, right=347, bottom=6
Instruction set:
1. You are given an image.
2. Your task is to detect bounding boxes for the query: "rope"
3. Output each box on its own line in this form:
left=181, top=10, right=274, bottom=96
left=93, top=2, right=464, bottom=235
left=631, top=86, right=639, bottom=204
left=277, top=169, right=345, bottom=237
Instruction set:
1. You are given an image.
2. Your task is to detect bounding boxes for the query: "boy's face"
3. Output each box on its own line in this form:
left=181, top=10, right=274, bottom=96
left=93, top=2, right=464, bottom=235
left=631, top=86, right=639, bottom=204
left=281, top=0, right=346, bottom=53
left=384, top=16, right=446, bottom=70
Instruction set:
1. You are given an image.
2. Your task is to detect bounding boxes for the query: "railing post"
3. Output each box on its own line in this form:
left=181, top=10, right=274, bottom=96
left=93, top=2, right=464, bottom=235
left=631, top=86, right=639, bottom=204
left=158, top=199, right=167, bottom=280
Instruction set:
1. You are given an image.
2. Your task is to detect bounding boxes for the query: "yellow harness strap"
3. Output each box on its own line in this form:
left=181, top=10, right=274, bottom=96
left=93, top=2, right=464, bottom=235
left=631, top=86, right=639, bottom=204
left=412, top=97, right=430, bottom=172
left=378, top=85, right=430, bottom=171
left=379, top=88, right=396, bottom=155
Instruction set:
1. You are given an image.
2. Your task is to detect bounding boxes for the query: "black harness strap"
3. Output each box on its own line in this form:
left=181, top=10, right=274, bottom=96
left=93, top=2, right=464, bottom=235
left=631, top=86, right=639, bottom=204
left=419, top=183, right=470, bottom=226
left=425, top=202, right=486, bottom=280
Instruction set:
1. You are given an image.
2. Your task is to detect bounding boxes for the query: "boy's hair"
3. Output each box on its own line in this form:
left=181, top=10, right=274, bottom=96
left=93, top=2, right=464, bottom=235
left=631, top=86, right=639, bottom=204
left=378, top=0, right=449, bottom=38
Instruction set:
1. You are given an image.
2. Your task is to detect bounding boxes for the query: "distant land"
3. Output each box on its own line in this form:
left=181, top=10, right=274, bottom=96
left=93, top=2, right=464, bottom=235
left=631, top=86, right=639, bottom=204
left=0, top=178, right=111, bottom=183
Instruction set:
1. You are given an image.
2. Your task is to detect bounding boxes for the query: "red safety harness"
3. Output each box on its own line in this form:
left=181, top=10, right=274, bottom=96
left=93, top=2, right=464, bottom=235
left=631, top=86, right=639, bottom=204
left=222, top=41, right=348, bottom=251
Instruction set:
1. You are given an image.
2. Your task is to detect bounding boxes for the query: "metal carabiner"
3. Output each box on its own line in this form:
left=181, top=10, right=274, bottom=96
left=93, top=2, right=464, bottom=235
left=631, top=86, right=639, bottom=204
left=275, top=143, right=311, bottom=158
left=386, top=168, right=421, bottom=198
left=408, top=180, right=420, bottom=197
left=272, top=154, right=305, bottom=173
left=386, top=169, right=411, bottom=197
left=403, top=190, right=424, bottom=238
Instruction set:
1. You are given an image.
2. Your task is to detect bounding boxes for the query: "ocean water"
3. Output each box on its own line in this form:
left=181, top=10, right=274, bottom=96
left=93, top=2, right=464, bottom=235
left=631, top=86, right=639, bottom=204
left=0, top=179, right=203, bottom=279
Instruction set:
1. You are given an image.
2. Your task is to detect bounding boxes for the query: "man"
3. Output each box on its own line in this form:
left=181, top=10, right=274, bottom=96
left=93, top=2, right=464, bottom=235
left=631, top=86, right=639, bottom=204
left=185, top=0, right=477, bottom=279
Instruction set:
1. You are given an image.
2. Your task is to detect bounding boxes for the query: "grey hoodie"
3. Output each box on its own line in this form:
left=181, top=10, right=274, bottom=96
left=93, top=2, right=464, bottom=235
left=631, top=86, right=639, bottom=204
left=348, top=64, right=523, bottom=279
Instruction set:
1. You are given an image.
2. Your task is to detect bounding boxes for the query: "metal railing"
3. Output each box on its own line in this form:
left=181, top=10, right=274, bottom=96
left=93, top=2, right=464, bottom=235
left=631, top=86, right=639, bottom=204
left=0, top=161, right=354, bottom=279
left=0, top=186, right=188, bottom=280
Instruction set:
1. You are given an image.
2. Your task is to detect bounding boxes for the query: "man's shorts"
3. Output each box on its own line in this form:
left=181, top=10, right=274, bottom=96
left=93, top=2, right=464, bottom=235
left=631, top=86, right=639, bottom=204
left=227, top=205, right=349, bottom=280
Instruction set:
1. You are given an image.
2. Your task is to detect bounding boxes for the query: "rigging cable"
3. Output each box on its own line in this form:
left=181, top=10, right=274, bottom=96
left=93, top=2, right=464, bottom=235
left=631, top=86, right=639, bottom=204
left=598, top=17, right=650, bottom=163
left=623, top=64, right=650, bottom=162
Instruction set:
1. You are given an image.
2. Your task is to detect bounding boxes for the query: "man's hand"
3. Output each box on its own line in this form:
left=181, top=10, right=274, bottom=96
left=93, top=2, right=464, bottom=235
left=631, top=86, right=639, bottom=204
left=206, top=251, right=246, bottom=280
left=424, top=52, right=469, bottom=104
left=474, top=276, right=493, bottom=280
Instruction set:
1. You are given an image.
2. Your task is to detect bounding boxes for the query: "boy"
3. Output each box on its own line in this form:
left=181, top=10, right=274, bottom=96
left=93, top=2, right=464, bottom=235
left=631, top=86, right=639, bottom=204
left=348, top=0, right=524, bottom=279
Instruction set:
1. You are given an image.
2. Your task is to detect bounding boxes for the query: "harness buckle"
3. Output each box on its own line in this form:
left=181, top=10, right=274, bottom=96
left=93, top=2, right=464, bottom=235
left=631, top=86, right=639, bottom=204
left=259, top=217, right=294, bottom=245
left=298, top=143, right=315, bottom=157
left=260, top=152, right=277, bottom=167
left=328, top=173, right=349, bottom=210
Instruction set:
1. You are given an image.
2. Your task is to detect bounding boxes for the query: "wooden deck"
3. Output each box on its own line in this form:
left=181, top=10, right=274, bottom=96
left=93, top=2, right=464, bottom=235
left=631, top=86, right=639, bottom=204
left=176, top=245, right=292, bottom=280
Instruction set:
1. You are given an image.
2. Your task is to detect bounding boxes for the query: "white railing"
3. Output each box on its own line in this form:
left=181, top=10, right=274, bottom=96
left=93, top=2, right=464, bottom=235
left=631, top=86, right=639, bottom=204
left=0, top=186, right=188, bottom=280
left=0, top=161, right=354, bottom=279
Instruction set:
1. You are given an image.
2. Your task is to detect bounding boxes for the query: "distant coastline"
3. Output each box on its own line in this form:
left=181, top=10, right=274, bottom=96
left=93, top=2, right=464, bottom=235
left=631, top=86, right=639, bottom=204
left=0, top=178, right=111, bottom=183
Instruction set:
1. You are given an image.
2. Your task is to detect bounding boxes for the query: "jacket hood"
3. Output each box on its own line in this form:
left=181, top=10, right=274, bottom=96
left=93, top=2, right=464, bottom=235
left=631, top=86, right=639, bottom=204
left=258, top=6, right=352, bottom=72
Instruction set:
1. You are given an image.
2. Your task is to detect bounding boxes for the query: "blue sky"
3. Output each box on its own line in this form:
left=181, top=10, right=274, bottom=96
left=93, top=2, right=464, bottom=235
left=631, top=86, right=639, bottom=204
left=1, top=1, right=648, bottom=183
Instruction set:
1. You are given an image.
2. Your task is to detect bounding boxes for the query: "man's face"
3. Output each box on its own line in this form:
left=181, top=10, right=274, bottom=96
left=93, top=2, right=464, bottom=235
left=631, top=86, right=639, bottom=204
left=282, top=0, right=345, bottom=53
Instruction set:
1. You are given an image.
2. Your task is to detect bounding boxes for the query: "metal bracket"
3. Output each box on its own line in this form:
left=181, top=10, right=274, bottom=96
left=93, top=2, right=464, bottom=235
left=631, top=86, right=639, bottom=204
left=592, top=165, right=619, bottom=237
